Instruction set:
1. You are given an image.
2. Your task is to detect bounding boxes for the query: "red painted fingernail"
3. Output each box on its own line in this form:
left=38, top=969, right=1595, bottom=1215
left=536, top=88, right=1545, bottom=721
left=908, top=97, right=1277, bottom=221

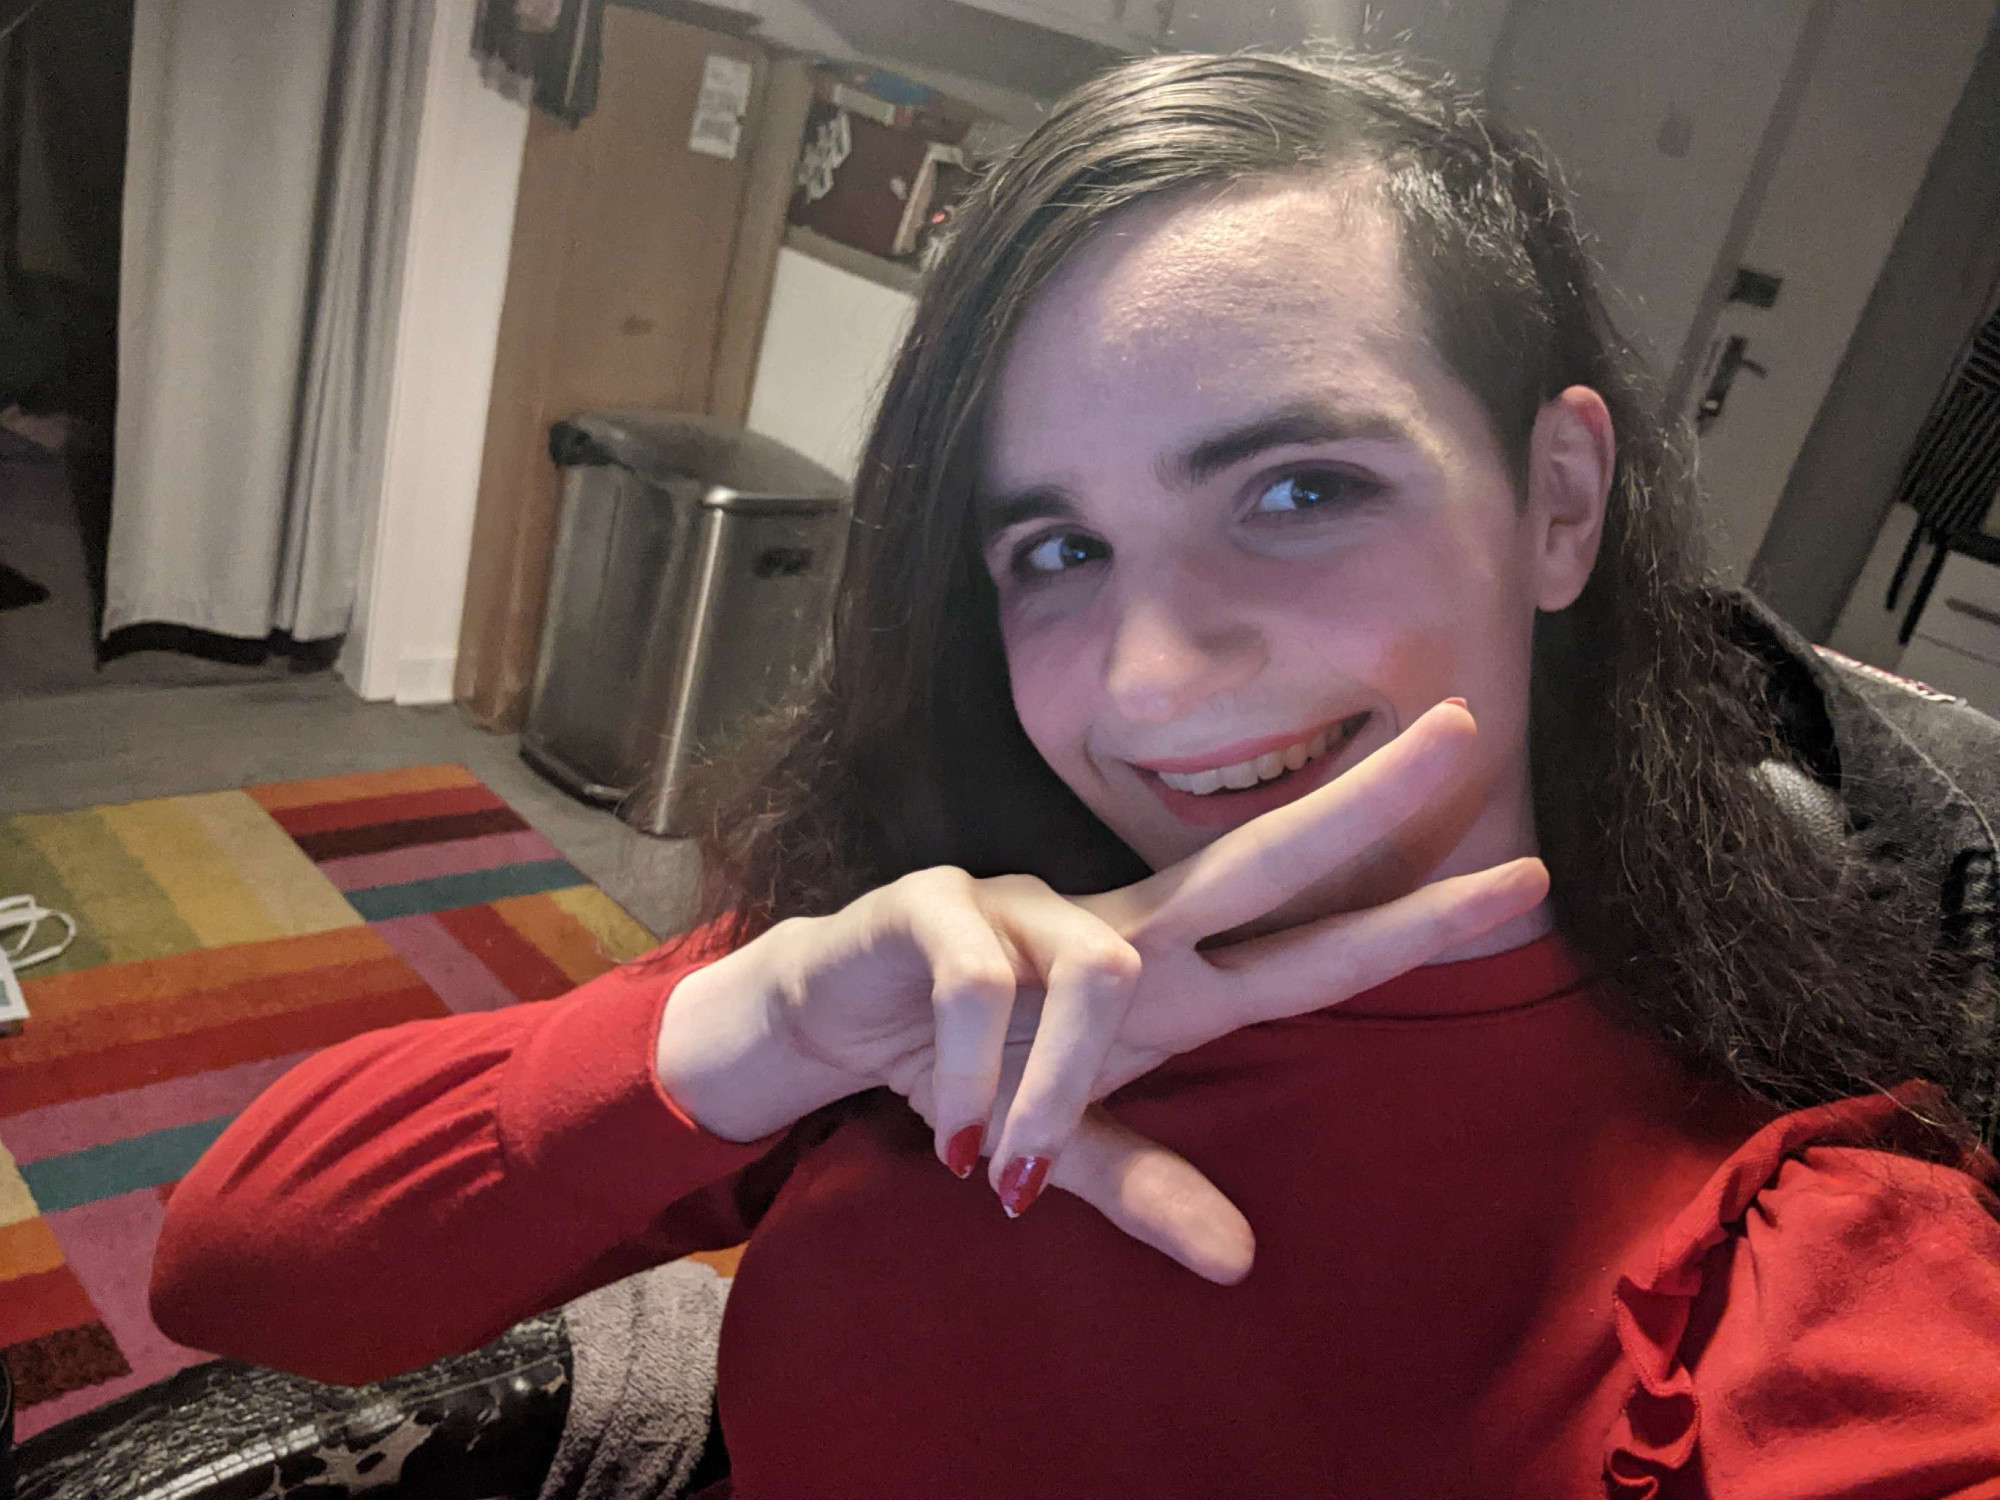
left=997, top=1155, right=1051, bottom=1218
left=945, top=1125, right=982, bottom=1180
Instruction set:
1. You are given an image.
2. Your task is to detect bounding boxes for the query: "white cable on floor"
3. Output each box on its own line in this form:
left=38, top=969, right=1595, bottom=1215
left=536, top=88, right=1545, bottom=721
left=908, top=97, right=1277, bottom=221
left=0, top=893, right=77, bottom=1035
left=2, top=893, right=76, bottom=968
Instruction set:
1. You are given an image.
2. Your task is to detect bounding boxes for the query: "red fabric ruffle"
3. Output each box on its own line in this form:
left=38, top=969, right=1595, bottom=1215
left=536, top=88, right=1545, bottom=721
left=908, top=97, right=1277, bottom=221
left=1603, top=1082, right=1997, bottom=1497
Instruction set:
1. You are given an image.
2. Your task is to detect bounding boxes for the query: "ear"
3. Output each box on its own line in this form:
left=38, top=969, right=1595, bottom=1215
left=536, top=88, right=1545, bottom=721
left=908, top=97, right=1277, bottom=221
left=1525, top=385, right=1613, bottom=613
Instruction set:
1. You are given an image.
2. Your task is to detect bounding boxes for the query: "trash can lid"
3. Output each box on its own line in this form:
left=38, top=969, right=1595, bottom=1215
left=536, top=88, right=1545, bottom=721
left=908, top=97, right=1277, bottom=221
left=552, top=411, right=849, bottom=505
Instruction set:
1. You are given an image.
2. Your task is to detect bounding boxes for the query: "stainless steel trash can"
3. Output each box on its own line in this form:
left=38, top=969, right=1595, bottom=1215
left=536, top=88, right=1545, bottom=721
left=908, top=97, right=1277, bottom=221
left=521, top=410, right=850, bottom=836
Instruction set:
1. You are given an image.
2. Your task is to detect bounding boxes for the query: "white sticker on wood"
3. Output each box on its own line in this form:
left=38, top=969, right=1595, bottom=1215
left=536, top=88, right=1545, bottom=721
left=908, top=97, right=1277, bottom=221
left=690, top=53, right=753, bottom=160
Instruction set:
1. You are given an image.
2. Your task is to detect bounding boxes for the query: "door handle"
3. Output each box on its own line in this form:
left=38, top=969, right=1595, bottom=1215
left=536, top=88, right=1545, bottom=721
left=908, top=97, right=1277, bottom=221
left=1696, top=335, right=1767, bottom=433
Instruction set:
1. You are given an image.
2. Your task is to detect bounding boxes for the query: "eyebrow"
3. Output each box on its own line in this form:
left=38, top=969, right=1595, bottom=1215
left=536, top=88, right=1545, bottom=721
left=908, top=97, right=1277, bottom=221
left=974, top=400, right=1416, bottom=543
left=1162, top=401, right=1417, bottom=488
left=975, top=484, right=1080, bottom=543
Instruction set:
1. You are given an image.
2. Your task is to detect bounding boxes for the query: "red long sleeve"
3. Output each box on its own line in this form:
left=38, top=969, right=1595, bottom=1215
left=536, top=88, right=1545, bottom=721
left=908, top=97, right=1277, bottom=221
left=1694, top=1146, right=2000, bottom=1498
left=1609, top=1088, right=2000, bottom=1498
left=148, top=931, right=2000, bottom=1495
left=149, top=945, right=786, bottom=1386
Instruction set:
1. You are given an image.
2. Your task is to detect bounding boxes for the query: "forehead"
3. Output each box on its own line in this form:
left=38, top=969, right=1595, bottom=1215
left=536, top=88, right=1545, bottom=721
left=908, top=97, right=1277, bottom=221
left=981, top=180, right=1440, bottom=480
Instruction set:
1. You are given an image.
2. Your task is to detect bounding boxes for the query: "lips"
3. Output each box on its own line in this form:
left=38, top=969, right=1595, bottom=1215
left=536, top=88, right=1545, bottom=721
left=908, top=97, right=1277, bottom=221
left=1136, top=712, right=1374, bottom=828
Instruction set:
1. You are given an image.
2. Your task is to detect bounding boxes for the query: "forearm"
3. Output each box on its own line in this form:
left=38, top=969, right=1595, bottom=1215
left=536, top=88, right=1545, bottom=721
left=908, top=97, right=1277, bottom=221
left=152, top=954, right=781, bottom=1385
left=653, top=918, right=868, bottom=1141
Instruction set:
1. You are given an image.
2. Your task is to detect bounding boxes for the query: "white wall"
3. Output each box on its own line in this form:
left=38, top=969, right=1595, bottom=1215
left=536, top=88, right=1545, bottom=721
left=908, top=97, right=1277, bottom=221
left=1163, top=0, right=1361, bottom=53
left=1693, top=0, right=1999, bottom=577
left=1485, top=0, right=1999, bottom=585
left=744, top=246, right=915, bottom=482
left=1488, top=0, right=1815, bottom=374
left=1355, top=0, right=1515, bottom=85
left=339, top=0, right=529, bottom=704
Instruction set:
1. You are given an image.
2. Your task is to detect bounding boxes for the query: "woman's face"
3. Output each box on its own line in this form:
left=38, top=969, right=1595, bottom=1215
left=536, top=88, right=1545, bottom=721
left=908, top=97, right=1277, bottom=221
left=976, top=180, right=1608, bottom=903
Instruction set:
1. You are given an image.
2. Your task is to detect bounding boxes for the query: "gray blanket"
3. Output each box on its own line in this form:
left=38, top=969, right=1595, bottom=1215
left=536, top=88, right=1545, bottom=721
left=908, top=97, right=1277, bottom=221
left=538, top=1261, right=730, bottom=1500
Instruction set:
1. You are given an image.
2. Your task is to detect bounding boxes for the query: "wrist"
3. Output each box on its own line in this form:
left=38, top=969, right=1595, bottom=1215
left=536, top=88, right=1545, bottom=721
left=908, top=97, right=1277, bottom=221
left=653, top=925, right=862, bottom=1142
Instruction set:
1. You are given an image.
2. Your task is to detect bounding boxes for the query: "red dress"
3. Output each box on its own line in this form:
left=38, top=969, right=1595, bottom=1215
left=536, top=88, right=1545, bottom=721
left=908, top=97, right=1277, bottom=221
left=149, top=933, right=2000, bottom=1497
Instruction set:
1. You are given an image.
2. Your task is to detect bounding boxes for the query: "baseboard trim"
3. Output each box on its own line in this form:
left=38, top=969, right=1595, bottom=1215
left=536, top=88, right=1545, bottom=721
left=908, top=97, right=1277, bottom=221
left=395, top=653, right=458, bottom=706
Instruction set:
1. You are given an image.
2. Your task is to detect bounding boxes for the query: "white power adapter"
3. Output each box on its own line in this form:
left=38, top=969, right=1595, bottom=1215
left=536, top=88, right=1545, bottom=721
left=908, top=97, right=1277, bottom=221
left=1, top=895, right=76, bottom=1037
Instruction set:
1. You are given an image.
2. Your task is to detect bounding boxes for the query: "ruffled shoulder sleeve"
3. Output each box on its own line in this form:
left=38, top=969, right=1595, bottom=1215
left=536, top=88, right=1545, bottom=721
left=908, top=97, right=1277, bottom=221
left=1607, top=1083, right=2000, bottom=1500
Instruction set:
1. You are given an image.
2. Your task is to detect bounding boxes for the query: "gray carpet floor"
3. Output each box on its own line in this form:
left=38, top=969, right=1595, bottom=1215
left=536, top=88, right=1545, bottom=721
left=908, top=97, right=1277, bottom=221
left=0, top=434, right=300, bottom=697
left=0, top=673, right=701, bottom=940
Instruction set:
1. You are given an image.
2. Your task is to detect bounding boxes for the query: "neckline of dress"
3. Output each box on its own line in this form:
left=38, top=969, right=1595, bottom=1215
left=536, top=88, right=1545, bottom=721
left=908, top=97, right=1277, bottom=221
left=1329, top=931, right=1593, bottom=1020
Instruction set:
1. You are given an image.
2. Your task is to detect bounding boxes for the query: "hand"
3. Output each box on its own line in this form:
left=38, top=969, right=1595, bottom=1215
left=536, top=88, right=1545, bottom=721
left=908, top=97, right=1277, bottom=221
left=658, top=701, right=1548, bottom=1284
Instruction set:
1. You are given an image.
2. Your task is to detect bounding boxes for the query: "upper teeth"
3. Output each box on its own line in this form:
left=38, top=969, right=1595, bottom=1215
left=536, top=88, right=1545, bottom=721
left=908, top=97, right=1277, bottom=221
left=1158, top=727, right=1333, bottom=795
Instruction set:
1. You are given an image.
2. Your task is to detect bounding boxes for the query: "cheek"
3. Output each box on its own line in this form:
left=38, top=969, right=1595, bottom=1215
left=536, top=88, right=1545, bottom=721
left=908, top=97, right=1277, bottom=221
left=1001, top=612, right=1095, bottom=774
left=1355, top=616, right=1465, bottom=702
left=1271, top=524, right=1532, bottom=730
left=1360, top=526, right=1538, bottom=752
left=1272, top=541, right=1467, bottom=697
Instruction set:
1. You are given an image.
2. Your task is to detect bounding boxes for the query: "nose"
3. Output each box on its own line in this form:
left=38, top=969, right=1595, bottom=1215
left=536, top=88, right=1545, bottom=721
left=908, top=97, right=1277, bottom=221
left=1101, top=565, right=1266, bottom=726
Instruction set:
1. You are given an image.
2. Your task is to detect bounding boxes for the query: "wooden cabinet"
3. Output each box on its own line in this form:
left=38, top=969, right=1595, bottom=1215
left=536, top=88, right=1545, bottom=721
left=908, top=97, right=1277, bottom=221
left=453, top=11, right=813, bottom=731
left=1898, top=550, right=2000, bottom=719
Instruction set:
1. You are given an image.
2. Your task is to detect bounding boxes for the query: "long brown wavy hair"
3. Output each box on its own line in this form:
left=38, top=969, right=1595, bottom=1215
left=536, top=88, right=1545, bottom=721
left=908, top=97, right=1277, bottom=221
left=680, top=51, right=1997, bottom=1138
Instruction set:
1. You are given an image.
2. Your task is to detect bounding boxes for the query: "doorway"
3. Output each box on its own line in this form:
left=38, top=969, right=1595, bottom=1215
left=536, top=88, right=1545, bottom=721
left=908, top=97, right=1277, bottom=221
left=1486, top=0, right=2000, bottom=671
left=1, top=0, right=128, bottom=692
left=0, top=0, right=339, bottom=697
left=1685, top=0, right=1999, bottom=595
left=1748, top=0, right=2000, bottom=683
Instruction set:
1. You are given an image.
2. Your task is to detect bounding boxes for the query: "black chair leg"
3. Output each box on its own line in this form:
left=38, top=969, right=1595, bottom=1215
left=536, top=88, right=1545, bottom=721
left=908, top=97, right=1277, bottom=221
left=2, top=1355, right=15, bottom=1500
left=1899, top=538, right=1952, bottom=646
left=1886, top=510, right=1929, bottom=610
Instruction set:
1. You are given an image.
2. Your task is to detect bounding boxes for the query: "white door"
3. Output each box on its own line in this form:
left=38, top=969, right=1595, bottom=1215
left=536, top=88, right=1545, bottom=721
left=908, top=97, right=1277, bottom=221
left=1686, top=0, right=1998, bottom=581
left=1487, top=0, right=1817, bottom=378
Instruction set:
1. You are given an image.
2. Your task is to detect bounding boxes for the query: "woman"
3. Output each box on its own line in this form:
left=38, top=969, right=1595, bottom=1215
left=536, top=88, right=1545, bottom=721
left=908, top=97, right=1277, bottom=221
left=151, top=51, right=2000, bottom=1497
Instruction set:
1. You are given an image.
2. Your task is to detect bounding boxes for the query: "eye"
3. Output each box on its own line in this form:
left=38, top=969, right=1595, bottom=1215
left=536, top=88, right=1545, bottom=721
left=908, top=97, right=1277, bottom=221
left=1250, top=467, right=1381, bottom=516
left=1012, top=529, right=1109, bottom=579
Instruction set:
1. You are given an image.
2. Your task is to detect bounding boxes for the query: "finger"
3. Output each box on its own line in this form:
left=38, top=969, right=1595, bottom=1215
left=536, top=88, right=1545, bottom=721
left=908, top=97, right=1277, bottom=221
left=1208, top=856, right=1551, bottom=1024
left=1043, top=1106, right=1255, bottom=1286
left=974, top=886, right=1142, bottom=1209
left=1095, top=699, right=1479, bottom=946
left=897, top=876, right=1022, bottom=1178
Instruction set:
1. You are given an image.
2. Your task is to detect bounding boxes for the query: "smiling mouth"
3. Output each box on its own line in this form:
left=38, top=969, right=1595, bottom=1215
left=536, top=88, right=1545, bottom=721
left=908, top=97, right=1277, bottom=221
left=1151, top=712, right=1372, bottom=797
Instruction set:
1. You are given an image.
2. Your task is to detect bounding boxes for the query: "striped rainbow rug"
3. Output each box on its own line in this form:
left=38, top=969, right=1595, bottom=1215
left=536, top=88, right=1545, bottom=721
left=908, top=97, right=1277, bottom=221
left=0, top=764, right=657, bottom=1440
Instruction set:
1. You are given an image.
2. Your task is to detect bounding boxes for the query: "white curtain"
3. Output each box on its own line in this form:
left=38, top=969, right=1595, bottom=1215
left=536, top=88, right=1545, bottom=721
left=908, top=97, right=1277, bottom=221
left=106, top=0, right=431, bottom=641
